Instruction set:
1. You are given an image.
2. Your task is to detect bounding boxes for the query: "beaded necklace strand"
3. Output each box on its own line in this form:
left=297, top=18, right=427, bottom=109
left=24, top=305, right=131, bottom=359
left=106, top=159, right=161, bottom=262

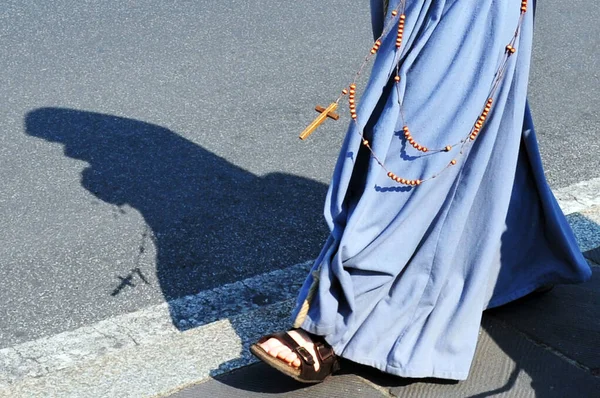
left=299, top=0, right=529, bottom=187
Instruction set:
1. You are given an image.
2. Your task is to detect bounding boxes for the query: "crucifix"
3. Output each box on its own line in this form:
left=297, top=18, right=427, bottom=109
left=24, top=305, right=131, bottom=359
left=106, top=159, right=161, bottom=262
left=299, top=102, right=340, bottom=140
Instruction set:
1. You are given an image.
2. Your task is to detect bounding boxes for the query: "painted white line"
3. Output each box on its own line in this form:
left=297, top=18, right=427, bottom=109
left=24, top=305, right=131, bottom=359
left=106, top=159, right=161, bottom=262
left=1, top=300, right=296, bottom=398
left=565, top=206, right=600, bottom=253
left=554, top=177, right=600, bottom=215
left=0, top=178, right=599, bottom=397
left=555, top=177, right=600, bottom=253
left=0, top=261, right=312, bottom=397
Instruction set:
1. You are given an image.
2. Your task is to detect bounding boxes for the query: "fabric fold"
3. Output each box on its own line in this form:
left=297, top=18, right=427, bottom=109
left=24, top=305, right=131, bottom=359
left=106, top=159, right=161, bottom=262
left=291, top=0, right=590, bottom=380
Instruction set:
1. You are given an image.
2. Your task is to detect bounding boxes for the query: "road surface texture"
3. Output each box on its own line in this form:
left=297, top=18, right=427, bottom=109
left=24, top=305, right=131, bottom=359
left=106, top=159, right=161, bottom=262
left=0, top=0, right=598, bottom=396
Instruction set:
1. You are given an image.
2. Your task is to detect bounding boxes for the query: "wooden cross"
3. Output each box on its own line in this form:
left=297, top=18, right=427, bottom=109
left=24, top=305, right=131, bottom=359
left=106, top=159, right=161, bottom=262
left=299, top=102, right=340, bottom=140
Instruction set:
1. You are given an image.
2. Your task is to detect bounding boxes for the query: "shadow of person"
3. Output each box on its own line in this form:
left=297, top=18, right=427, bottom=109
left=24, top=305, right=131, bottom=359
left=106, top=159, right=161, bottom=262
left=481, top=267, right=600, bottom=398
left=24, top=107, right=329, bottom=328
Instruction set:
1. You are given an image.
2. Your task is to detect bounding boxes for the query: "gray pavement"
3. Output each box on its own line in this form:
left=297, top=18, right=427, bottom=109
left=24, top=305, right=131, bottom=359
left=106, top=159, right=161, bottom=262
left=169, top=264, right=600, bottom=398
left=0, top=0, right=598, bottom=396
left=528, top=0, right=600, bottom=185
left=0, top=0, right=372, bottom=347
left=0, top=0, right=598, bottom=349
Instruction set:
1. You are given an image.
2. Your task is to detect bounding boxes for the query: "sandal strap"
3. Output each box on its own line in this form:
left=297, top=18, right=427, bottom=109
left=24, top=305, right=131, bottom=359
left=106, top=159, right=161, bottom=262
left=297, top=342, right=338, bottom=381
left=291, top=330, right=339, bottom=381
left=276, top=332, right=316, bottom=367
left=315, top=341, right=335, bottom=362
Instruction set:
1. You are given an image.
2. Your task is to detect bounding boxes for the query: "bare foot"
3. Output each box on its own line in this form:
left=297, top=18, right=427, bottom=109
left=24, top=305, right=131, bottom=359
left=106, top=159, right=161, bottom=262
left=258, top=329, right=320, bottom=371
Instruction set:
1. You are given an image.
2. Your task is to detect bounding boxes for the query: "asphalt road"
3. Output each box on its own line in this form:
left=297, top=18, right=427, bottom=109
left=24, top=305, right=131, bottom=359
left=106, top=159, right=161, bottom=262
left=0, top=0, right=598, bottom=348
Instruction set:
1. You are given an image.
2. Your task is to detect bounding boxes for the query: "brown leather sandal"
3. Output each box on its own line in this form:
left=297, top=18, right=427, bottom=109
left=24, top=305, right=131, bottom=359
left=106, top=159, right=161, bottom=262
left=250, top=329, right=340, bottom=384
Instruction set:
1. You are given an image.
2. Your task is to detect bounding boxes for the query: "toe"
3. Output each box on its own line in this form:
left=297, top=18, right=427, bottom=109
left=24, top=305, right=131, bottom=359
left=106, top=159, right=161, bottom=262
left=276, top=348, right=293, bottom=362
left=261, top=337, right=282, bottom=351
left=283, top=351, right=298, bottom=365
left=268, top=345, right=290, bottom=359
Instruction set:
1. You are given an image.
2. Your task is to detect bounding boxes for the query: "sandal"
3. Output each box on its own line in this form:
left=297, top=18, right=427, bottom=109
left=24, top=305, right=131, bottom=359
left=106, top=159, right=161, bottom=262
left=250, top=329, right=340, bottom=383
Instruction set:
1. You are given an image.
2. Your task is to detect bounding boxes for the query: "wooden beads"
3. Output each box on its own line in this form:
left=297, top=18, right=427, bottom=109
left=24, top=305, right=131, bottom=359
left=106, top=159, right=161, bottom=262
left=470, top=98, right=494, bottom=140
left=300, top=2, right=525, bottom=189
left=348, top=84, right=357, bottom=119
left=387, top=171, right=421, bottom=186
left=370, top=40, right=381, bottom=55
left=403, top=126, right=428, bottom=152
left=396, top=14, right=406, bottom=48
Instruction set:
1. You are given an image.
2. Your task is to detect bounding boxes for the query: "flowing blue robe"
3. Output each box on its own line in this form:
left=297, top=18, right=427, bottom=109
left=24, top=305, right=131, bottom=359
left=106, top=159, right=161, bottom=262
left=291, top=0, right=591, bottom=380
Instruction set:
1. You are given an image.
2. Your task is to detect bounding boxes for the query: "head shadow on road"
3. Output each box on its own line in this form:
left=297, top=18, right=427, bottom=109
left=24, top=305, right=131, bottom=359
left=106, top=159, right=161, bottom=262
left=24, top=107, right=329, bottom=329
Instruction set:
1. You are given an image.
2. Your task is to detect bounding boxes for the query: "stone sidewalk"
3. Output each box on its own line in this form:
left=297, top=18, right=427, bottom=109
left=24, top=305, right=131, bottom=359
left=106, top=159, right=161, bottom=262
left=169, top=262, right=600, bottom=398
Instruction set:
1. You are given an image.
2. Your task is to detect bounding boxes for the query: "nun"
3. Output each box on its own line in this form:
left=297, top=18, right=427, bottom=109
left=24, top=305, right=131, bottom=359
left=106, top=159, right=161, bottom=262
left=251, top=0, right=591, bottom=383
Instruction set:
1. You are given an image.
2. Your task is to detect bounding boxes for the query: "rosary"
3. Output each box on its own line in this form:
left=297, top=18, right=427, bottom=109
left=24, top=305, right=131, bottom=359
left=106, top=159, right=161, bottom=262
left=299, top=0, right=529, bottom=187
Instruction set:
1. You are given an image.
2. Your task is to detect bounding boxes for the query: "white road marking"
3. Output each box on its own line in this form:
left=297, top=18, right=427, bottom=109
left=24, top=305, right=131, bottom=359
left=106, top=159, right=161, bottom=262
left=0, top=262, right=312, bottom=397
left=1, top=179, right=599, bottom=397
left=554, top=177, right=600, bottom=215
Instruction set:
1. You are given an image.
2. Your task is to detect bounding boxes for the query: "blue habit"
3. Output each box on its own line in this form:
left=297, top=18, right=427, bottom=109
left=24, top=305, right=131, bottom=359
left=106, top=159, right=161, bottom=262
left=291, top=0, right=591, bottom=380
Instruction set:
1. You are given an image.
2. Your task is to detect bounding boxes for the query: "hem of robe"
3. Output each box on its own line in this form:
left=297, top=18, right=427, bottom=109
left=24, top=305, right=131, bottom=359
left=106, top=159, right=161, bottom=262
left=296, top=273, right=587, bottom=381
left=300, top=317, right=469, bottom=381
